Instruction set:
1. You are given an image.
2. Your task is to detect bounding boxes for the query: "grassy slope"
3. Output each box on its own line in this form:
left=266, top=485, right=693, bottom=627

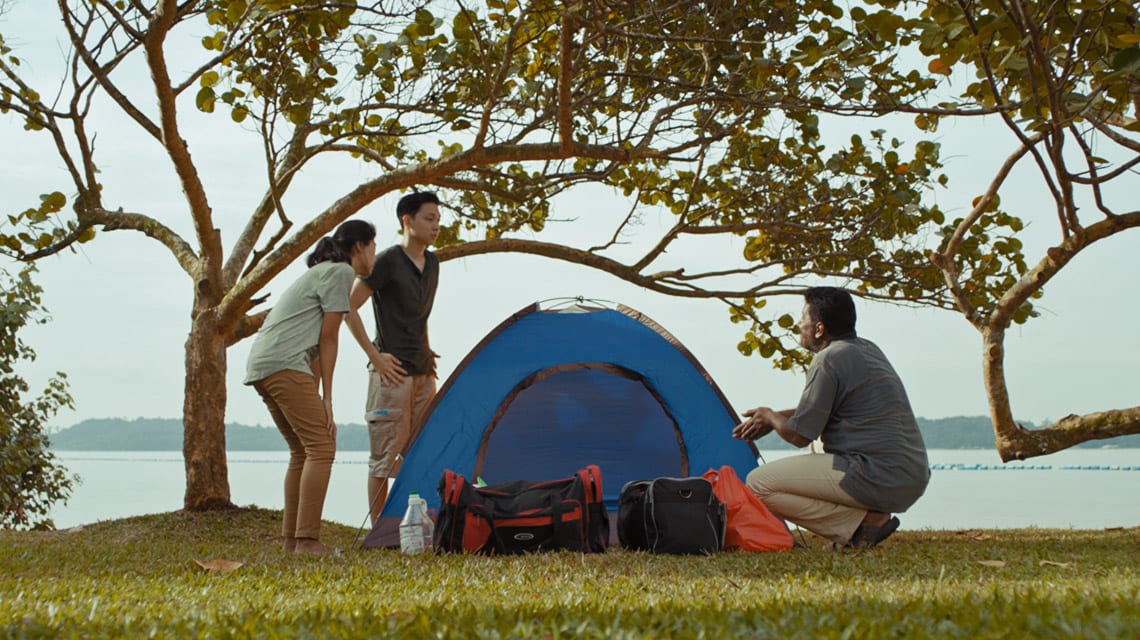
left=1, top=508, right=1137, bottom=639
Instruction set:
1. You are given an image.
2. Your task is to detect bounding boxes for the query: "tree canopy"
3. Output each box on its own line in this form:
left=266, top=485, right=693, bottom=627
left=913, top=0, right=1140, bottom=457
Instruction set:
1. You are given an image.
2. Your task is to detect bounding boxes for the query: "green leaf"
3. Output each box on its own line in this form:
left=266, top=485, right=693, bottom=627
left=196, top=87, right=216, bottom=113
left=1110, top=47, right=1140, bottom=72
left=41, top=192, right=66, bottom=210
left=226, top=0, right=247, bottom=23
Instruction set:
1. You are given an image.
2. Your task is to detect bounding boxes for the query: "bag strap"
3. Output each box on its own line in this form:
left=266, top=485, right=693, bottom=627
left=580, top=465, right=606, bottom=551
left=441, top=469, right=464, bottom=506
left=436, top=470, right=462, bottom=551
left=580, top=465, right=603, bottom=505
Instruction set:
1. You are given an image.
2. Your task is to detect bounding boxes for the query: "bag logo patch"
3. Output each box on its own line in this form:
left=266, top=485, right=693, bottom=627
left=513, top=533, right=535, bottom=541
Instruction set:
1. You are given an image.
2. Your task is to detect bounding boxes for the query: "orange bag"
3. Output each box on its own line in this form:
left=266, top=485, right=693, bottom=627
left=702, top=466, right=794, bottom=552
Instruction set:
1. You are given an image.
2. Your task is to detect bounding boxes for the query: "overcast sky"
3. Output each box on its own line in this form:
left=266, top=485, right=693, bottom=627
left=4, top=3, right=1137, bottom=434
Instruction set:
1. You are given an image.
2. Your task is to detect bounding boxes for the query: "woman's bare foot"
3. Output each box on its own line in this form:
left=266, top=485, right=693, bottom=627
left=293, top=537, right=339, bottom=555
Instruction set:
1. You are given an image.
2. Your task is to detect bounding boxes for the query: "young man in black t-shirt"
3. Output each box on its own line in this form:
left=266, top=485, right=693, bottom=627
left=345, top=192, right=441, bottom=523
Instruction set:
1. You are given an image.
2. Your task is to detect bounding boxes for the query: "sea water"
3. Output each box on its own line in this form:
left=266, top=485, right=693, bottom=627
left=46, top=448, right=1140, bottom=530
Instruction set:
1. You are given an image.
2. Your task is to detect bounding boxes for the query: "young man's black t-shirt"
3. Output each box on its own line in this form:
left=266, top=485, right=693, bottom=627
left=361, top=244, right=439, bottom=375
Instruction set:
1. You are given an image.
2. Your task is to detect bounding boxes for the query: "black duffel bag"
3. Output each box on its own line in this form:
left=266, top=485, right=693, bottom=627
left=435, top=465, right=608, bottom=555
left=618, top=476, right=726, bottom=555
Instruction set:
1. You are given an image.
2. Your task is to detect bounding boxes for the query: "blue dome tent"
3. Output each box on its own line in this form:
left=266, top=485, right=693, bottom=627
left=363, top=300, right=758, bottom=548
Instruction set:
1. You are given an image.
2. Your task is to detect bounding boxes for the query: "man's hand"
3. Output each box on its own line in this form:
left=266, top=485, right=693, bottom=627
left=732, top=406, right=778, bottom=441
left=371, top=352, right=408, bottom=386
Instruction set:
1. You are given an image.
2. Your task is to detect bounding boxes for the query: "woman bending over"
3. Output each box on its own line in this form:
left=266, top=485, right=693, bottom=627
left=244, top=220, right=377, bottom=554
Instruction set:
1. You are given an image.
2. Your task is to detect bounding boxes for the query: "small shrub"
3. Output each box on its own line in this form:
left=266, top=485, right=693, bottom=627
left=0, top=266, right=76, bottom=530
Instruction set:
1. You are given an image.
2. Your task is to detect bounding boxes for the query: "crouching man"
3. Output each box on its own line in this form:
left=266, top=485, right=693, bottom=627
left=733, top=287, right=929, bottom=549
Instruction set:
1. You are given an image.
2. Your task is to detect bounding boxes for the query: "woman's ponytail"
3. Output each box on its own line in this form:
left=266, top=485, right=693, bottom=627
left=306, top=219, right=377, bottom=267
left=307, top=236, right=346, bottom=267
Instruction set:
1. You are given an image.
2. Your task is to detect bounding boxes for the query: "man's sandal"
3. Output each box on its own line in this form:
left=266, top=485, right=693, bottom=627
left=849, top=515, right=900, bottom=549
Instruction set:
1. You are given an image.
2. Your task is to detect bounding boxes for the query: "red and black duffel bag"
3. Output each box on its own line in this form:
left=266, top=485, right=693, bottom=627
left=434, top=466, right=608, bottom=555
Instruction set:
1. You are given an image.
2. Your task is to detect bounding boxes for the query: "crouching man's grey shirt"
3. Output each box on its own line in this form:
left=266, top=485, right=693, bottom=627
left=787, top=336, right=930, bottom=513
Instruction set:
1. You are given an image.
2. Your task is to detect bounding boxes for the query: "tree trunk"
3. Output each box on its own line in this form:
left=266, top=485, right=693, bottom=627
left=182, top=309, right=235, bottom=510
left=981, top=325, right=1009, bottom=452
left=983, top=325, right=1140, bottom=461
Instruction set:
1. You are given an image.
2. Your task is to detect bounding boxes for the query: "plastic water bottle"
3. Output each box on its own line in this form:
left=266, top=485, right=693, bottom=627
left=399, top=493, right=425, bottom=554
left=419, top=499, right=435, bottom=553
left=400, top=492, right=433, bottom=554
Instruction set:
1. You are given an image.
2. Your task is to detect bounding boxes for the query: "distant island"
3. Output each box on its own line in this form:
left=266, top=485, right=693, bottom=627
left=48, top=418, right=369, bottom=452
left=46, top=416, right=1140, bottom=451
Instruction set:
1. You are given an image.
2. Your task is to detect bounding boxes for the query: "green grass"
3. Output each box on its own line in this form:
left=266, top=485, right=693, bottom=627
left=1, top=508, right=1137, bottom=639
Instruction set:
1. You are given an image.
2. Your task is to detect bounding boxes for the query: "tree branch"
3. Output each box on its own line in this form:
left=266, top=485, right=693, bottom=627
left=930, top=132, right=1044, bottom=328
left=558, top=8, right=576, bottom=154
left=21, top=209, right=198, bottom=277
left=58, top=0, right=161, bottom=140
left=216, top=139, right=641, bottom=324
left=472, top=4, right=531, bottom=150
left=144, top=0, right=222, bottom=302
left=226, top=309, right=270, bottom=347
left=993, top=407, right=1140, bottom=461
left=989, top=211, right=1140, bottom=330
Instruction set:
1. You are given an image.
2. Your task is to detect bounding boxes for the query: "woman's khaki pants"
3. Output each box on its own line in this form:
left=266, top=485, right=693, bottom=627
left=254, top=369, right=336, bottom=540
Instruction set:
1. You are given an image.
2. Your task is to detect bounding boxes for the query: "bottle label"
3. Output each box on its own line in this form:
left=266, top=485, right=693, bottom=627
left=401, top=525, right=425, bottom=554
